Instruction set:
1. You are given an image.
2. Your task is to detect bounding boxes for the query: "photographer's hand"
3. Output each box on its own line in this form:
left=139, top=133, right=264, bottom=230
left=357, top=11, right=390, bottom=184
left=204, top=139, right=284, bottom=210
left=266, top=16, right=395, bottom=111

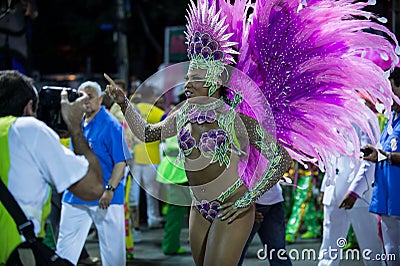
left=60, top=89, right=88, bottom=134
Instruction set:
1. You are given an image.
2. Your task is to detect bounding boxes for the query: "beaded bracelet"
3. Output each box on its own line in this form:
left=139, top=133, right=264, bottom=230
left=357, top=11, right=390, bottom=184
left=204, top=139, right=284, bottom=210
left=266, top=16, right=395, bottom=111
left=119, top=97, right=130, bottom=114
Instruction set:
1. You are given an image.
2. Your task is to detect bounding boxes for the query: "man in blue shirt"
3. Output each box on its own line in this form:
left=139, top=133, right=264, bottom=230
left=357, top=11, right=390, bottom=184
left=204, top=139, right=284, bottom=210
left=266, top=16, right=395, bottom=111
left=57, top=81, right=131, bottom=266
left=363, top=67, right=400, bottom=266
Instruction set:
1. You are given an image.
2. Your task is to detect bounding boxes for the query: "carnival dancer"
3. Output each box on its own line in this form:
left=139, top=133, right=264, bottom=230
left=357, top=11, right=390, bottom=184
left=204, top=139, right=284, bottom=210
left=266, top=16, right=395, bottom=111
left=106, top=0, right=398, bottom=264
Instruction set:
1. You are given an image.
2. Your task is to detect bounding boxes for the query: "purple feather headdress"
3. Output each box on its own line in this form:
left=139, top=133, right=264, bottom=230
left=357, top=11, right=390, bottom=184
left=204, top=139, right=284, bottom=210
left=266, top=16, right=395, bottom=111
left=185, top=0, right=238, bottom=96
left=186, top=0, right=400, bottom=187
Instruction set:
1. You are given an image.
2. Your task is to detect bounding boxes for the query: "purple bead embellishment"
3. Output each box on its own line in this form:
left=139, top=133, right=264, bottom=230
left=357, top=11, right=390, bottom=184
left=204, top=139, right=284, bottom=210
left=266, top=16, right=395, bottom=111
left=198, top=129, right=227, bottom=155
left=195, top=42, right=203, bottom=54
left=188, top=32, right=226, bottom=62
left=201, top=47, right=212, bottom=58
left=195, top=200, right=221, bottom=222
left=188, top=108, right=217, bottom=124
left=207, top=40, right=218, bottom=52
left=213, top=50, right=223, bottom=60
left=178, top=127, right=196, bottom=153
left=201, top=33, right=210, bottom=46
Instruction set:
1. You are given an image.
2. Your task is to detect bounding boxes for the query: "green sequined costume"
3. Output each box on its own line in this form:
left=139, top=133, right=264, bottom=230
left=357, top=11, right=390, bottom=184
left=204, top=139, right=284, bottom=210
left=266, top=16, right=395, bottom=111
left=285, top=163, right=321, bottom=243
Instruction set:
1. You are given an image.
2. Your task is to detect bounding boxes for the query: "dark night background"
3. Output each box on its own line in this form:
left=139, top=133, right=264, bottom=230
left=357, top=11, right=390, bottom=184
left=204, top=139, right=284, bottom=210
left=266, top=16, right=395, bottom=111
left=0, top=0, right=399, bottom=82
left=30, top=0, right=187, bottom=80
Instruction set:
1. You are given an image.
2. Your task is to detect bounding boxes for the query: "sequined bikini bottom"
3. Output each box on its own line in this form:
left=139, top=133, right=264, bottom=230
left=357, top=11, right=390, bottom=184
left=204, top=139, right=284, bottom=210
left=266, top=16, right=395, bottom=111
left=192, top=178, right=243, bottom=222
left=194, top=199, right=221, bottom=222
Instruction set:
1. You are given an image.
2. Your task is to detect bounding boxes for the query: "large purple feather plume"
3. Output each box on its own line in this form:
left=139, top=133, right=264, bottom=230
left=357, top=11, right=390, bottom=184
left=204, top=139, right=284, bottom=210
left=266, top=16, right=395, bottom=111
left=219, top=0, right=399, bottom=185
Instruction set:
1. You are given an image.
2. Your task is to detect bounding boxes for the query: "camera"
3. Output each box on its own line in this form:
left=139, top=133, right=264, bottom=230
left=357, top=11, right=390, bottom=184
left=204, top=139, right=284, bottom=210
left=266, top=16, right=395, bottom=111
left=360, top=147, right=373, bottom=156
left=37, top=86, right=79, bottom=132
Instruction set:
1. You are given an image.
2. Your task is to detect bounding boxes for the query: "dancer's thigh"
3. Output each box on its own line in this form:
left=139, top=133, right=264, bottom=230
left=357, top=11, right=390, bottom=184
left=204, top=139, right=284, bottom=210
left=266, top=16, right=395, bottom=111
left=204, top=204, right=255, bottom=265
left=189, top=206, right=212, bottom=266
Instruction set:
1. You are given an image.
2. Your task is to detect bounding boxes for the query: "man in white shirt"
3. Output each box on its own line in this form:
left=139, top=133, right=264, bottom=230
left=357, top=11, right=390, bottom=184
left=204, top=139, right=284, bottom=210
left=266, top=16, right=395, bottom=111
left=0, top=70, right=103, bottom=265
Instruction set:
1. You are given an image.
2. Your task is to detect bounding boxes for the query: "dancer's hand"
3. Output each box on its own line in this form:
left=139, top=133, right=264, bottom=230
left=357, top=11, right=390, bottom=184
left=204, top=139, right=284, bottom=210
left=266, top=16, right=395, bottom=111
left=104, top=73, right=126, bottom=104
left=217, top=201, right=251, bottom=224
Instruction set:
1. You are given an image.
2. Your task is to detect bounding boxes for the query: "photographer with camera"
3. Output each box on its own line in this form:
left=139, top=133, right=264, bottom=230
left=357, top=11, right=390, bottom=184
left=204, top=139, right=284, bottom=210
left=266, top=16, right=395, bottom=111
left=0, top=70, right=103, bottom=265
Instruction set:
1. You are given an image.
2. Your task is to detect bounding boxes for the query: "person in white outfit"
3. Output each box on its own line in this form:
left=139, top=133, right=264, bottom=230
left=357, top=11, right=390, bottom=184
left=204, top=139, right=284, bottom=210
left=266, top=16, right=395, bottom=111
left=319, top=128, right=383, bottom=266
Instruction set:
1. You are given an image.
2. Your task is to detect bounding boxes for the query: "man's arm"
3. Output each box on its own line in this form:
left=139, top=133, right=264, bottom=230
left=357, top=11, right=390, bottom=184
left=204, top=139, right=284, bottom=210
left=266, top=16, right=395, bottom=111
left=67, top=131, right=103, bottom=201
left=340, top=129, right=372, bottom=209
left=61, top=90, right=103, bottom=201
left=99, top=161, right=126, bottom=209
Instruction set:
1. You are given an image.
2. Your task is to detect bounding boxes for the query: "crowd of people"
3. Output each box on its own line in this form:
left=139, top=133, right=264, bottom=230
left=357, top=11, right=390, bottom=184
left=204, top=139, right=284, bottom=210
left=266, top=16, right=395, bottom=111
left=1, top=0, right=400, bottom=265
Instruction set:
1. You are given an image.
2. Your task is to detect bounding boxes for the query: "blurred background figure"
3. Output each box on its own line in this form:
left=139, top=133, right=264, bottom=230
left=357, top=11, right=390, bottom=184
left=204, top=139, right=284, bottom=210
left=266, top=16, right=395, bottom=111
left=0, top=0, right=38, bottom=75
left=285, top=163, right=322, bottom=244
left=156, top=96, right=190, bottom=255
left=239, top=184, right=292, bottom=266
left=156, top=134, right=190, bottom=255
left=365, top=67, right=400, bottom=266
left=129, top=83, right=165, bottom=232
left=105, top=77, right=137, bottom=260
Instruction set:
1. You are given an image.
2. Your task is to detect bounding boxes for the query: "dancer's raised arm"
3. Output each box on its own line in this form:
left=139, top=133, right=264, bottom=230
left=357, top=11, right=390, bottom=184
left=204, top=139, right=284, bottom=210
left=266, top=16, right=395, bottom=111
left=104, top=73, right=177, bottom=142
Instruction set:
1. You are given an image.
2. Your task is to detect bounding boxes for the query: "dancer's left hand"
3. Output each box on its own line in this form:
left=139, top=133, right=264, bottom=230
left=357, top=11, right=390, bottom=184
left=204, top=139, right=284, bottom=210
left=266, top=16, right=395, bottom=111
left=217, top=202, right=251, bottom=224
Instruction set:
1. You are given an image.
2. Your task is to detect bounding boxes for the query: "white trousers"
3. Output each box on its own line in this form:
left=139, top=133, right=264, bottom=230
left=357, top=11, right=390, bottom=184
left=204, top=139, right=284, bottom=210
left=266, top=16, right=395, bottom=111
left=381, top=215, right=400, bottom=266
left=318, top=205, right=383, bottom=266
left=56, top=203, right=125, bottom=266
left=129, top=163, right=162, bottom=224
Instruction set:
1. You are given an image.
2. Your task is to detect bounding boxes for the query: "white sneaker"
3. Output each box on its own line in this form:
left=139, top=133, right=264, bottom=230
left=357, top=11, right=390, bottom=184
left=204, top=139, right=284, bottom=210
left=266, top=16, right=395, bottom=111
left=86, top=229, right=98, bottom=242
left=148, top=217, right=164, bottom=229
left=132, top=228, right=142, bottom=243
left=148, top=221, right=163, bottom=229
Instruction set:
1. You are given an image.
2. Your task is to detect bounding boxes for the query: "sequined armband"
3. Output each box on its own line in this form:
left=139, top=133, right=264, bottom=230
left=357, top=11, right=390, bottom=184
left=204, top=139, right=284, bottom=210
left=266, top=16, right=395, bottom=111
left=234, top=137, right=283, bottom=208
left=124, top=99, right=148, bottom=142
left=119, top=97, right=130, bottom=114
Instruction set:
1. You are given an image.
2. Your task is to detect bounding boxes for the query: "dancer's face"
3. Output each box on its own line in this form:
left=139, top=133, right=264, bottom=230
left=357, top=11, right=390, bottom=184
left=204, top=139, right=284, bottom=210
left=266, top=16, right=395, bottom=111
left=184, top=68, right=209, bottom=99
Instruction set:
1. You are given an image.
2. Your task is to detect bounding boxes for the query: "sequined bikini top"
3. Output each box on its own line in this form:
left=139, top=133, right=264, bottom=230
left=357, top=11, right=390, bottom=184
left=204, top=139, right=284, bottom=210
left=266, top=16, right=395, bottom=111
left=176, top=97, right=242, bottom=167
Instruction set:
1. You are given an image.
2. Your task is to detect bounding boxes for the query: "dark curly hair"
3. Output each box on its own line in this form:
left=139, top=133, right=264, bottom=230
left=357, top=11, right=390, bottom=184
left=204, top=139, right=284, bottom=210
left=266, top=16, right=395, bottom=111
left=219, top=85, right=233, bottom=105
left=0, top=70, right=37, bottom=117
